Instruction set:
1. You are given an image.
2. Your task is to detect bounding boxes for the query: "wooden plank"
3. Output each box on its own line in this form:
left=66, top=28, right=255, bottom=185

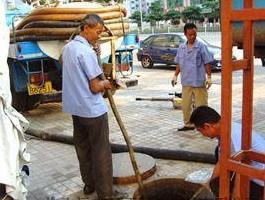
left=231, top=9, right=265, bottom=21
left=220, top=0, right=265, bottom=199
left=227, top=160, right=265, bottom=181
left=263, top=186, right=265, bottom=200
left=220, top=0, right=233, bottom=199
left=232, top=150, right=265, bottom=163
left=239, top=1, right=254, bottom=198
left=111, top=37, right=116, bottom=80
left=232, top=59, right=249, bottom=71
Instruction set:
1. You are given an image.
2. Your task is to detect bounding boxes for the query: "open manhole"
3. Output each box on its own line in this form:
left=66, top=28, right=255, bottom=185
left=113, top=153, right=156, bottom=184
left=133, top=178, right=214, bottom=200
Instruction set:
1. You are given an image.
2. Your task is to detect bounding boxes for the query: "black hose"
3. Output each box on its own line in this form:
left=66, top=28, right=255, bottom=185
left=25, top=127, right=216, bottom=164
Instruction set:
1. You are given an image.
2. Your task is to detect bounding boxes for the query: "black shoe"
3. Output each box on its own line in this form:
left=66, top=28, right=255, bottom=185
left=83, top=184, right=95, bottom=195
left=178, top=126, right=195, bottom=131
left=98, top=191, right=128, bottom=200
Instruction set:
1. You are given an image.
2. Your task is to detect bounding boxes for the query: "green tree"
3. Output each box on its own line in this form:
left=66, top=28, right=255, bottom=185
left=202, top=0, right=220, bottom=23
left=145, top=0, right=164, bottom=28
left=181, top=6, right=203, bottom=23
left=129, top=11, right=142, bottom=28
left=164, top=9, right=181, bottom=25
left=94, top=0, right=124, bottom=3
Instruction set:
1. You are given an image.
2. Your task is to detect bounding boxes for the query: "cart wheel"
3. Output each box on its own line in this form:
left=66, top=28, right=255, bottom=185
left=141, top=55, right=153, bottom=68
left=261, top=58, right=265, bottom=67
left=9, top=59, right=41, bottom=112
left=11, top=90, right=41, bottom=112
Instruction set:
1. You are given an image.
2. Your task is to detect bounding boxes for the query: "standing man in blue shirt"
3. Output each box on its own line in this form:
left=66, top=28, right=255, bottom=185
left=62, top=14, right=113, bottom=199
left=171, top=23, right=213, bottom=131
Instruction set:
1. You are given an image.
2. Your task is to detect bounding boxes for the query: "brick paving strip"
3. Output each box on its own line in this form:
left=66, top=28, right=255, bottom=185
left=20, top=32, right=265, bottom=199
left=23, top=66, right=217, bottom=199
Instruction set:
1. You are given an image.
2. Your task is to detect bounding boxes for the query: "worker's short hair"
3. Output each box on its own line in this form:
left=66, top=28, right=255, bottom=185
left=184, top=23, right=197, bottom=33
left=80, top=14, right=104, bottom=31
left=190, top=106, right=221, bottom=128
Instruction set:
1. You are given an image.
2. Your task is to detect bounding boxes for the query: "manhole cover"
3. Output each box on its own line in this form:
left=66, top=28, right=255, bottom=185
left=113, top=152, right=156, bottom=184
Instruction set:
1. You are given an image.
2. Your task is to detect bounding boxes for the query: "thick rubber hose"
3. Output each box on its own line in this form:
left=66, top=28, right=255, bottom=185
left=29, top=6, right=126, bottom=16
left=22, top=21, right=80, bottom=29
left=22, top=20, right=129, bottom=29
left=25, top=127, right=216, bottom=164
left=16, top=12, right=125, bottom=30
left=12, top=27, right=78, bottom=37
left=10, top=29, right=128, bottom=42
left=10, top=35, right=70, bottom=43
left=13, top=23, right=129, bottom=37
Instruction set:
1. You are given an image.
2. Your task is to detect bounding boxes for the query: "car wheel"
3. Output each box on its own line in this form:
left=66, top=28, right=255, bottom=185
left=141, top=55, right=153, bottom=68
left=261, top=58, right=265, bottom=67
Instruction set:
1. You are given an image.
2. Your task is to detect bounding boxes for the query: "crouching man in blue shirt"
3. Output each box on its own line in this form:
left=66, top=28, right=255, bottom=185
left=62, top=14, right=113, bottom=199
left=190, top=106, right=264, bottom=200
left=171, top=23, right=214, bottom=131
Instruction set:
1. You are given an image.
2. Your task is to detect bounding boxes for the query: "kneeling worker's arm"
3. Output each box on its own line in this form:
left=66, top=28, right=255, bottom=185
left=90, top=77, right=111, bottom=93
left=211, top=161, right=220, bottom=180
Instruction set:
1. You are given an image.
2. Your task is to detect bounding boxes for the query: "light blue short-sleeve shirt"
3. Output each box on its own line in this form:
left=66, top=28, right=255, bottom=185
left=231, top=122, right=265, bottom=186
left=174, top=39, right=214, bottom=87
left=62, top=35, right=108, bottom=118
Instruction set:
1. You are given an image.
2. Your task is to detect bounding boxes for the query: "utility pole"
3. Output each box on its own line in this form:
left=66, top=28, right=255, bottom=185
left=163, top=0, right=168, bottom=13
left=183, top=0, right=190, bottom=7
left=139, top=0, right=143, bottom=33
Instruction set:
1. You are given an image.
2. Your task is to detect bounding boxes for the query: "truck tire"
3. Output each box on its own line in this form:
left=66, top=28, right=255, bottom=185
left=11, top=89, right=41, bottom=112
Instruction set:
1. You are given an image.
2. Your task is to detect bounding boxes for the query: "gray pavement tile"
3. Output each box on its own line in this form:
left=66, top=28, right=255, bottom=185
left=21, top=50, right=265, bottom=199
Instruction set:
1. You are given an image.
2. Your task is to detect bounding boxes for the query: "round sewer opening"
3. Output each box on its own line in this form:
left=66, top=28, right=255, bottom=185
left=133, top=178, right=214, bottom=200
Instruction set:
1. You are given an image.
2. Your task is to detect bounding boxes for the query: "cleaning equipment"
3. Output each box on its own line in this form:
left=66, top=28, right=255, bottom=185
left=106, top=89, right=146, bottom=199
left=7, top=2, right=138, bottom=112
left=135, top=92, right=182, bottom=109
left=100, top=26, right=146, bottom=199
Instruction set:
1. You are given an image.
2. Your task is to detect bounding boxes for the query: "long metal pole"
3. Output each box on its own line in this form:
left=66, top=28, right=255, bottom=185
left=98, top=27, right=145, bottom=199
left=139, top=0, right=143, bottom=33
left=107, top=90, right=146, bottom=199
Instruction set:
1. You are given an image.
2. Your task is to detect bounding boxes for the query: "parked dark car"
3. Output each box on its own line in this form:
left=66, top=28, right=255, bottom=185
left=137, top=33, right=224, bottom=71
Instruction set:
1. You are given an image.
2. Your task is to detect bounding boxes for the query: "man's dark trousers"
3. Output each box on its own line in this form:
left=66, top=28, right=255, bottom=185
left=72, top=113, right=113, bottom=199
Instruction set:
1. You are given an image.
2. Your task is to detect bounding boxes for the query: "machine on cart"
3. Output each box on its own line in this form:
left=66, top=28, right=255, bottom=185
left=6, top=2, right=139, bottom=112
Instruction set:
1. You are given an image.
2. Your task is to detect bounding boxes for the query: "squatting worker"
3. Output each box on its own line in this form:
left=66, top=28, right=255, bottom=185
left=190, top=106, right=265, bottom=200
left=62, top=14, right=113, bottom=199
left=171, top=23, right=214, bottom=131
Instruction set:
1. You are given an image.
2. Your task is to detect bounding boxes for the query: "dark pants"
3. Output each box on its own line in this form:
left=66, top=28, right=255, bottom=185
left=210, top=177, right=264, bottom=200
left=72, top=113, right=113, bottom=199
left=0, top=184, right=5, bottom=198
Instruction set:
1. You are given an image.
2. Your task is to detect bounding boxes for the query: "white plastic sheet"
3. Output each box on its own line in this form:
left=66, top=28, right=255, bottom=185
left=0, top=1, right=30, bottom=199
left=185, top=168, right=213, bottom=184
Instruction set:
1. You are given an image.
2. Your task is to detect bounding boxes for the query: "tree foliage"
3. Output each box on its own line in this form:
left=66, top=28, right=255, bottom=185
left=90, top=0, right=124, bottom=3
left=202, top=0, right=220, bottom=22
left=129, top=11, right=142, bottom=27
left=144, top=0, right=164, bottom=27
left=164, top=9, right=181, bottom=25
left=181, top=6, right=203, bottom=23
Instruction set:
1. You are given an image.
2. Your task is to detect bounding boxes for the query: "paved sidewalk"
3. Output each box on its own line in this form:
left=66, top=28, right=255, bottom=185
left=22, top=54, right=265, bottom=199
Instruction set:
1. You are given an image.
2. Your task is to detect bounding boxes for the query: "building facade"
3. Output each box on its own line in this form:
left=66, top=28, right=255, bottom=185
left=124, top=0, right=158, bottom=16
left=125, top=0, right=207, bottom=17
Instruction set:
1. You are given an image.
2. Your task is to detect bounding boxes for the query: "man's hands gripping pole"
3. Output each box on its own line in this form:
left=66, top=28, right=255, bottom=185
left=205, top=75, right=212, bottom=89
left=171, top=74, right=178, bottom=87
